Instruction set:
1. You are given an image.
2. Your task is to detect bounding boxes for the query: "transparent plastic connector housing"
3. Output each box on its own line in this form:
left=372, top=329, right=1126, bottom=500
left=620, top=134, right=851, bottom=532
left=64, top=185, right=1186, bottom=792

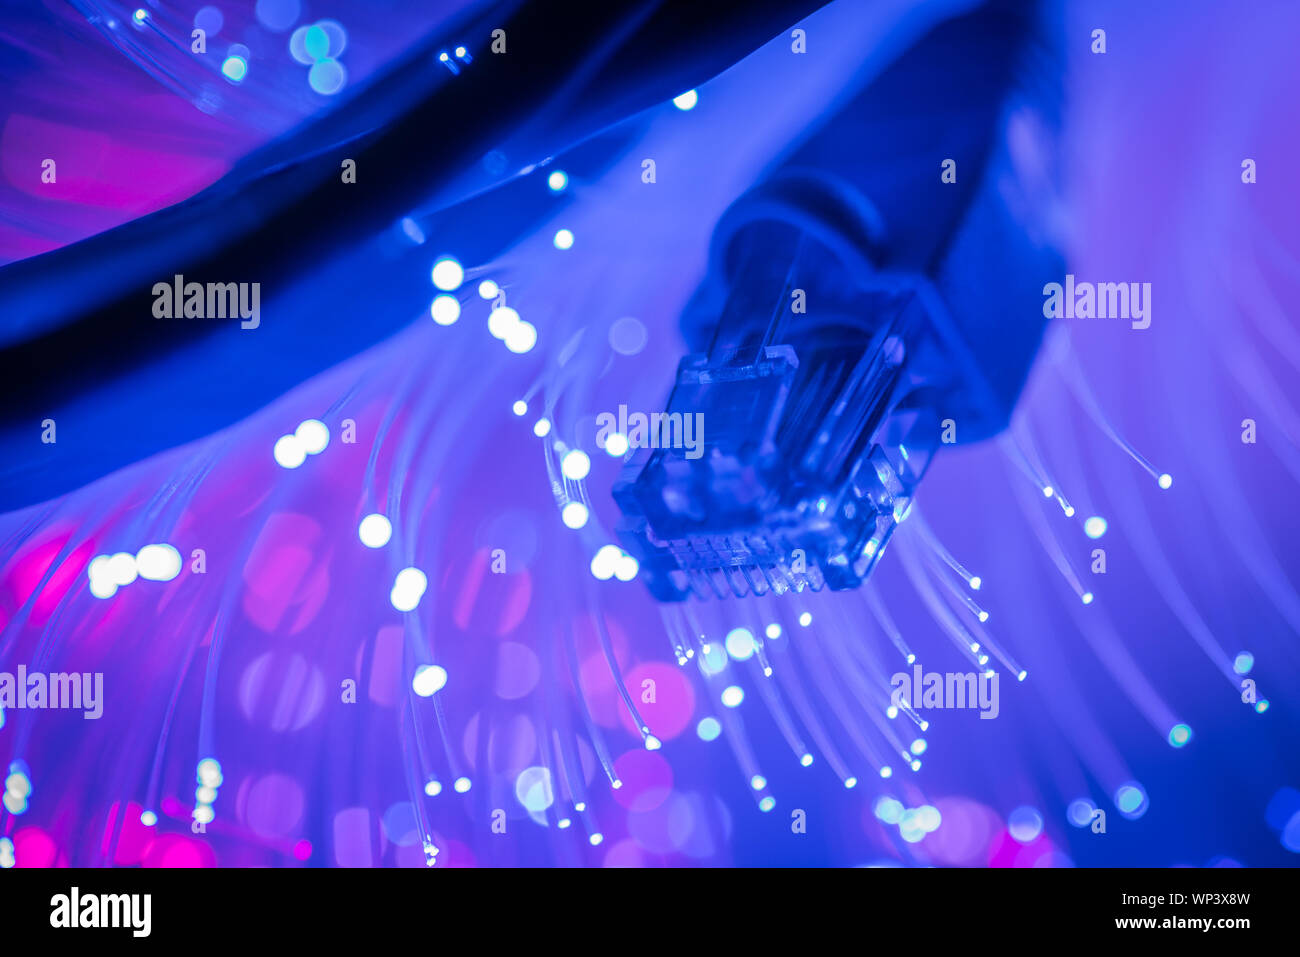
left=612, top=160, right=1045, bottom=602
left=614, top=278, right=940, bottom=602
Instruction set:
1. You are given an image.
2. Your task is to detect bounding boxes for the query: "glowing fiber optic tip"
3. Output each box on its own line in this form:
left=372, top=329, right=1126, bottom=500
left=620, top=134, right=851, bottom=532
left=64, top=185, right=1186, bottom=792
left=295, top=419, right=329, bottom=454
left=553, top=229, right=575, bottom=250
left=557, top=819, right=571, bottom=828
left=1233, top=652, right=1254, bottom=675
left=358, top=513, right=392, bottom=548
left=1168, top=723, right=1193, bottom=748
left=799, top=612, right=813, bottom=627
left=672, top=89, right=698, bottom=110
left=88, top=559, right=116, bottom=592
left=1064, top=505, right=1076, bottom=517
left=390, top=567, right=428, bottom=612
left=696, top=717, right=721, bottom=741
left=765, top=623, right=782, bottom=639
left=759, top=796, right=776, bottom=812
left=978, top=611, right=989, bottom=622
left=561, top=449, right=592, bottom=481
left=874, top=798, right=904, bottom=825
left=1042, top=485, right=1054, bottom=498
left=750, top=775, right=766, bottom=791
left=844, top=777, right=858, bottom=789
left=721, top=685, right=745, bottom=708
left=917, top=806, right=942, bottom=833
left=1081, top=591, right=1095, bottom=605
left=899, top=822, right=926, bottom=844
left=612, top=553, right=639, bottom=581
left=910, top=739, right=927, bottom=755
left=399, top=217, right=425, bottom=244
left=969, top=576, right=982, bottom=590
left=424, top=781, right=442, bottom=797
left=308, top=58, right=346, bottom=94
left=512, top=400, right=527, bottom=416
left=454, top=46, right=467, bottom=57
left=193, top=806, right=215, bottom=824
left=533, top=418, right=552, bottom=438
left=133, top=9, right=148, bottom=25
left=561, top=502, right=589, bottom=529
left=136, top=543, right=182, bottom=581
left=301, top=24, right=330, bottom=59
left=589, top=833, right=603, bottom=846
left=724, top=627, right=756, bottom=661
left=1256, top=699, right=1270, bottom=713
left=505, top=321, right=537, bottom=353
left=1017, top=669, right=1028, bottom=681
left=574, top=802, right=586, bottom=812
left=1114, top=783, right=1148, bottom=819
left=488, top=305, right=520, bottom=339
left=886, top=705, right=898, bottom=719
left=439, top=52, right=449, bottom=61
left=430, top=294, right=461, bottom=325
left=273, top=434, right=306, bottom=469
left=1067, top=799, right=1097, bottom=827
left=801, top=754, right=814, bottom=767
left=590, top=545, right=620, bottom=581
left=454, top=777, right=472, bottom=794
left=1009, top=806, right=1044, bottom=843
left=547, top=170, right=569, bottom=192
left=5, top=772, right=31, bottom=798
left=1158, top=473, right=1173, bottom=489
left=431, top=256, right=464, bottom=291
left=644, top=735, right=662, bottom=751
left=140, top=810, right=157, bottom=826
left=221, top=55, right=248, bottom=83
left=1084, top=516, right=1108, bottom=539
left=603, top=433, right=629, bottom=456
left=412, top=664, right=448, bottom=697
left=879, top=766, right=893, bottom=778
left=478, top=279, right=500, bottom=299
left=196, top=758, right=222, bottom=787
left=105, top=552, right=137, bottom=586
left=910, top=759, right=922, bottom=771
